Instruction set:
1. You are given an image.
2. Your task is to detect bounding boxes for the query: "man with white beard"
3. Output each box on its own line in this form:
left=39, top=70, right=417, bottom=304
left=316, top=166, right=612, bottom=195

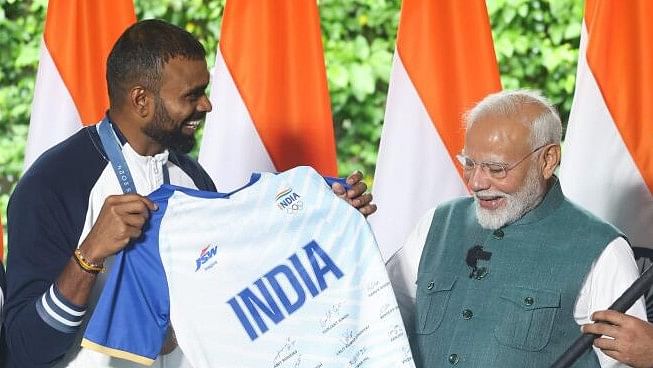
left=386, top=90, right=646, bottom=368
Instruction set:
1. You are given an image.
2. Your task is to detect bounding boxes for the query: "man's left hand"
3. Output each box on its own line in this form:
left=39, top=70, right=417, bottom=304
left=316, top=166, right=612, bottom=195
left=332, top=170, right=377, bottom=217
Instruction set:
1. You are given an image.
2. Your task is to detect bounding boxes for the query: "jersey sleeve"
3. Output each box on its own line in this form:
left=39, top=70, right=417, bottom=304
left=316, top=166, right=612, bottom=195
left=81, top=194, right=172, bottom=366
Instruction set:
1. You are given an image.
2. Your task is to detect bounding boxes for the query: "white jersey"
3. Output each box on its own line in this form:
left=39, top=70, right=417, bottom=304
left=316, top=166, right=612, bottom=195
left=82, top=166, right=415, bottom=368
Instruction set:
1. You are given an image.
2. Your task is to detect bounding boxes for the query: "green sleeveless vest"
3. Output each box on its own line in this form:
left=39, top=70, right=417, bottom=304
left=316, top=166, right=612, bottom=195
left=414, top=179, right=622, bottom=368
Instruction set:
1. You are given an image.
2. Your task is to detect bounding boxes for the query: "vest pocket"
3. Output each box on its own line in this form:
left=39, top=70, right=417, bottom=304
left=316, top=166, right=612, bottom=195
left=415, top=273, right=457, bottom=335
left=494, top=286, right=561, bottom=351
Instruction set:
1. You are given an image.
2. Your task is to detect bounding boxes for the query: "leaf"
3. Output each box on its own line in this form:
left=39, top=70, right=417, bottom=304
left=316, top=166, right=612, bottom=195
left=349, top=63, right=375, bottom=102
left=550, top=24, right=564, bottom=45
left=369, top=49, right=392, bottom=80
left=14, top=45, right=39, bottom=68
left=541, top=47, right=560, bottom=72
left=502, top=7, right=517, bottom=23
left=564, top=22, right=581, bottom=40
left=353, top=35, right=370, bottom=60
left=328, top=63, right=350, bottom=89
left=518, top=3, right=529, bottom=17
left=496, top=38, right=515, bottom=58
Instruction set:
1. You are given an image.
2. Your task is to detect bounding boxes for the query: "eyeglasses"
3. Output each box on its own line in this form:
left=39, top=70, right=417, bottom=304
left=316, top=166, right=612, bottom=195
left=456, top=144, right=551, bottom=179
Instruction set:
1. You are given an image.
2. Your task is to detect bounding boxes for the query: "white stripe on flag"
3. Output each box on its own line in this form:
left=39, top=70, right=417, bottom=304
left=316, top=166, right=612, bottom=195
left=560, top=24, right=653, bottom=248
left=199, top=49, right=275, bottom=192
left=24, top=39, right=82, bottom=170
left=369, top=53, right=467, bottom=261
left=199, top=49, right=276, bottom=192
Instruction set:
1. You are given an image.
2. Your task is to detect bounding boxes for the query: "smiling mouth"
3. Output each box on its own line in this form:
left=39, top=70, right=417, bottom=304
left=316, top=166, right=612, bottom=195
left=182, top=120, right=201, bottom=132
left=475, top=194, right=506, bottom=210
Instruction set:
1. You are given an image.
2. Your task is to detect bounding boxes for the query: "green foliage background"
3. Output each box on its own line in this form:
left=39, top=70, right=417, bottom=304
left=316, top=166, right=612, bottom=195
left=0, top=0, right=584, bottom=249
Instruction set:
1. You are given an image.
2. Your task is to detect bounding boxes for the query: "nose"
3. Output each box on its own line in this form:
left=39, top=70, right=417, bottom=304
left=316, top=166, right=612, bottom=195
left=198, top=95, right=212, bottom=113
left=466, top=165, right=491, bottom=192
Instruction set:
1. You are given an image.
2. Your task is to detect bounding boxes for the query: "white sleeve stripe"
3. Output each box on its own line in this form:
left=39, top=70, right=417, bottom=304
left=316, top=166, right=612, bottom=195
left=40, top=294, right=83, bottom=327
left=49, top=285, right=86, bottom=317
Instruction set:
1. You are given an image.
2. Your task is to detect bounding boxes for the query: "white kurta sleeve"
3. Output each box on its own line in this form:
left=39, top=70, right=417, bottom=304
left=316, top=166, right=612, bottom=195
left=385, top=207, right=436, bottom=336
left=574, top=237, right=647, bottom=368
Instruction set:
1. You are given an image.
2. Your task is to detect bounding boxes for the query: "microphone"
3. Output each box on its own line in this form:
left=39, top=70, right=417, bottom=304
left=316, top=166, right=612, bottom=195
left=466, top=245, right=492, bottom=279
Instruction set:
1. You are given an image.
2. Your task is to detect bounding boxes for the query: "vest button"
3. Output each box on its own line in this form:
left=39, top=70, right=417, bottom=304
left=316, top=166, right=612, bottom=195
left=493, top=229, right=504, bottom=239
left=462, top=309, right=473, bottom=320
left=427, top=281, right=435, bottom=290
left=448, top=353, right=460, bottom=365
left=524, top=296, right=534, bottom=306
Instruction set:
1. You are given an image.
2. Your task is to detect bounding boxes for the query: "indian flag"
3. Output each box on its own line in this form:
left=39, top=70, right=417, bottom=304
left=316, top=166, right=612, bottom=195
left=369, top=0, right=501, bottom=260
left=199, top=1, right=337, bottom=191
left=560, top=0, right=653, bottom=249
left=24, top=0, right=135, bottom=170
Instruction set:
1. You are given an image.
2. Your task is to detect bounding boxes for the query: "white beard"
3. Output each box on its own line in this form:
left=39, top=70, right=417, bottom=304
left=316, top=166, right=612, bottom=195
left=473, top=166, right=545, bottom=230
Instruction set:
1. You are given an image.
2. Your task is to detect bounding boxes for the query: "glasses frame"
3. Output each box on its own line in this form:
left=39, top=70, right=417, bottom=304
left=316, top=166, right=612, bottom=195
left=456, top=143, right=552, bottom=179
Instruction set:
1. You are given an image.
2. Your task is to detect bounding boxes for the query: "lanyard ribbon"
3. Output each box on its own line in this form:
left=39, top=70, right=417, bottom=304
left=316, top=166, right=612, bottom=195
left=97, top=117, right=169, bottom=194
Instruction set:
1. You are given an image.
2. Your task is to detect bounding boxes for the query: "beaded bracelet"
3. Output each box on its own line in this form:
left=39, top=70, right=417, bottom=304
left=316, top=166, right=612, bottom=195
left=73, top=249, right=105, bottom=274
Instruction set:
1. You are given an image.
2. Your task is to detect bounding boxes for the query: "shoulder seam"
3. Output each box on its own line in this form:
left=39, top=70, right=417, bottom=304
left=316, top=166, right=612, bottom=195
left=85, top=126, right=109, bottom=163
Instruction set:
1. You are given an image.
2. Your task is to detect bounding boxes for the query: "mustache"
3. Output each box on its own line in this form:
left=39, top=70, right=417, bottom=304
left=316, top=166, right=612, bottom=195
left=187, top=111, right=206, bottom=122
left=474, top=190, right=508, bottom=200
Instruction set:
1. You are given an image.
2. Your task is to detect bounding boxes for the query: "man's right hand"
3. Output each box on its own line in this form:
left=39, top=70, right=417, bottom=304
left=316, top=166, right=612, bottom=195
left=79, top=194, right=158, bottom=264
left=55, top=194, right=157, bottom=306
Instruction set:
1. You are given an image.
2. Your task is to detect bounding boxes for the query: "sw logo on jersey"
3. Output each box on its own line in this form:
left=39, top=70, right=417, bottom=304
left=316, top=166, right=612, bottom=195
left=195, top=245, right=218, bottom=271
left=275, top=187, right=303, bottom=214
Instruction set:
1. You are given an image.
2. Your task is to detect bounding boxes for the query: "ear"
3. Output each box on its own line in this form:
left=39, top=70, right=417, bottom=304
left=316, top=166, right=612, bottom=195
left=128, top=86, right=152, bottom=118
left=541, top=144, right=561, bottom=179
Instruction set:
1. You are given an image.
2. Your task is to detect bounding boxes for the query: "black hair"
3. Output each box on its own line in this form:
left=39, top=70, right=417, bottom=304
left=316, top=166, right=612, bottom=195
left=106, top=19, right=206, bottom=107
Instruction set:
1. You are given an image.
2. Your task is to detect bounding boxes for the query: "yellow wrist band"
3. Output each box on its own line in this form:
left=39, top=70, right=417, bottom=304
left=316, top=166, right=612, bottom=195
left=73, top=249, right=105, bottom=274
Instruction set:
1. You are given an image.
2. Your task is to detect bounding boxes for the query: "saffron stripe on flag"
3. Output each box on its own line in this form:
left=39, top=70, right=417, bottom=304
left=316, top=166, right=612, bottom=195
left=584, top=0, right=653, bottom=193
left=560, top=0, right=653, bottom=249
left=24, top=0, right=135, bottom=170
left=200, top=1, right=337, bottom=191
left=397, top=1, right=502, bottom=175
left=370, top=0, right=501, bottom=260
